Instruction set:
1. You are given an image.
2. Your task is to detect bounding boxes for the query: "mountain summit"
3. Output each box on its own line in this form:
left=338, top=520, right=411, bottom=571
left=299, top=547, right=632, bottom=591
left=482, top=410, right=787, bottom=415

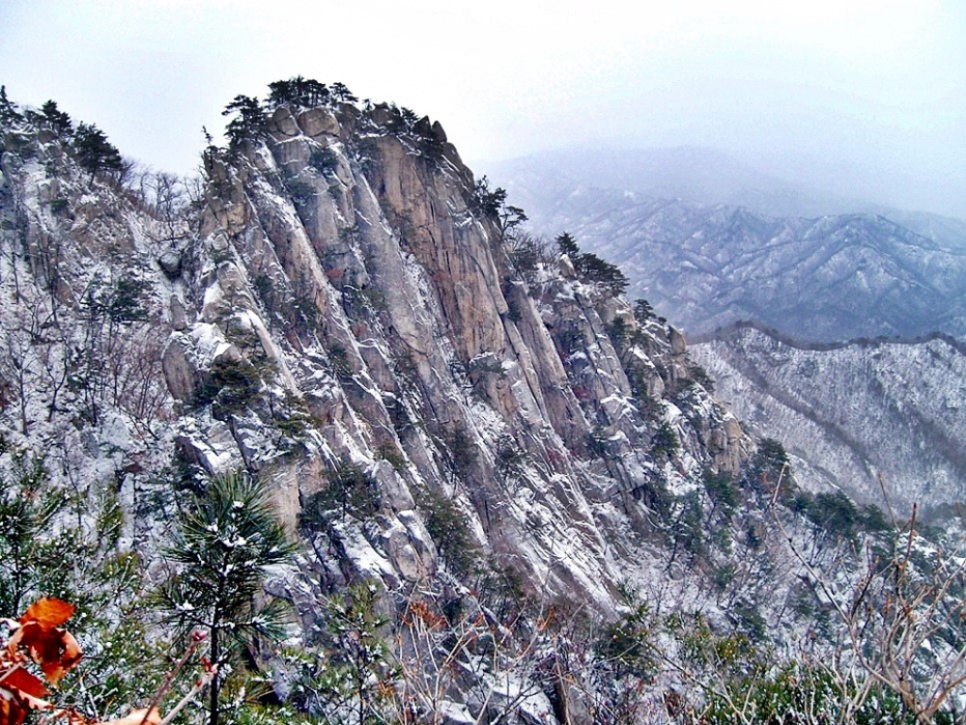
left=0, top=85, right=751, bottom=610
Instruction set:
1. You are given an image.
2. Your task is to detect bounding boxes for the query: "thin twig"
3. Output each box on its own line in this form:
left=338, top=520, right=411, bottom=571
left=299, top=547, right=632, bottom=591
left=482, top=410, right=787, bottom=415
left=138, top=631, right=207, bottom=725
left=157, top=665, right=218, bottom=725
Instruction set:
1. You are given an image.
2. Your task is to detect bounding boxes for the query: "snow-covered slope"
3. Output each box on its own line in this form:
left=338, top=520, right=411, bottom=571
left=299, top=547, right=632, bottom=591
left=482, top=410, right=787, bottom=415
left=6, top=90, right=961, bottom=722
left=692, top=324, right=966, bottom=514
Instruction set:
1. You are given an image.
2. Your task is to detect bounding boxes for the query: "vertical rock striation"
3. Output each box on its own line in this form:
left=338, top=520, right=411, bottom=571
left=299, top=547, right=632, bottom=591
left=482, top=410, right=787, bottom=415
left=1, top=94, right=750, bottom=614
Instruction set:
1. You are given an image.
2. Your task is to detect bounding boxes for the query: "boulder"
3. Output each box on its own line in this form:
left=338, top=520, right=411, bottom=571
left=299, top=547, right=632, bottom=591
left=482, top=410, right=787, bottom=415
left=558, top=254, right=577, bottom=278
left=431, top=120, right=447, bottom=143
left=269, top=106, right=299, bottom=137
left=669, top=325, right=687, bottom=356
left=158, top=251, right=182, bottom=278
left=161, top=334, right=197, bottom=401
left=298, top=108, right=340, bottom=139
left=169, top=294, right=188, bottom=331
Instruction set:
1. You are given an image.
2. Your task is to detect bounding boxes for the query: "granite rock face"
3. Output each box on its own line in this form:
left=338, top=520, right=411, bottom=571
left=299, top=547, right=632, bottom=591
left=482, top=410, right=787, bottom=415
left=0, top=96, right=753, bottom=614
left=173, top=102, right=754, bottom=608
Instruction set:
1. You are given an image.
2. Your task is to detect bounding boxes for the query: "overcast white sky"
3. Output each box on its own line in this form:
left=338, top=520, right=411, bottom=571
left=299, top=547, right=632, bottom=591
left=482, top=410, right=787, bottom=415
left=2, top=0, right=964, bottom=218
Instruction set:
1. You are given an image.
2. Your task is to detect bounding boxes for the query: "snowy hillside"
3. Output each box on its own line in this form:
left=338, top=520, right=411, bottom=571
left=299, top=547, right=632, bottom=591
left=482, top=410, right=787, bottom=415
left=0, top=88, right=767, bottom=618
left=3, top=86, right=963, bottom=724
left=693, top=324, right=966, bottom=514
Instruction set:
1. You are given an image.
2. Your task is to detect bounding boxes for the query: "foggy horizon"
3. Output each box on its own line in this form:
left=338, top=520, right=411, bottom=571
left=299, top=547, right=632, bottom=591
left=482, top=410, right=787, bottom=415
left=2, top=0, right=963, bottom=220
left=475, top=141, right=966, bottom=224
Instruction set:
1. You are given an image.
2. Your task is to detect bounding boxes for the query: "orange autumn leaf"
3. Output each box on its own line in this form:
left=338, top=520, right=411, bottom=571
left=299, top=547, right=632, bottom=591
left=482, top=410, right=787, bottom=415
left=0, top=664, right=49, bottom=699
left=0, top=668, right=52, bottom=725
left=7, top=599, right=82, bottom=685
left=8, top=623, right=82, bottom=684
left=19, top=599, right=75, bottom=630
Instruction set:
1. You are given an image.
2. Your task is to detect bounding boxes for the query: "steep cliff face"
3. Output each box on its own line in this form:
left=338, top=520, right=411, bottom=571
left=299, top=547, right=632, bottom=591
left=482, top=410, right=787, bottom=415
left=0, top=96, right=750, bottom=615
left=172, top=101, right=755, bottom=608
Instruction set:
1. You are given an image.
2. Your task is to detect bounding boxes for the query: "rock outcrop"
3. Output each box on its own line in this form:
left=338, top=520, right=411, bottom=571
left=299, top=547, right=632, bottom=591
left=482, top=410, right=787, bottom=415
left=0, top=93, right=756, bottom=617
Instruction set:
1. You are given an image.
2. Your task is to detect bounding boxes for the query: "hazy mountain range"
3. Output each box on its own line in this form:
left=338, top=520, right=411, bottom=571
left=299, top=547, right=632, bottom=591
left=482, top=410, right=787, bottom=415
left=485, top=147, right=966, bottom=342
left=491, top=145, right=966, bottom=520
left=485, top=146, right=966, bottom=249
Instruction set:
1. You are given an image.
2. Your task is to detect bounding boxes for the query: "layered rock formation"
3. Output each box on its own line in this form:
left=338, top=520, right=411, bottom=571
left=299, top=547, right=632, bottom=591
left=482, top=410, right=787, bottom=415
left=0, top=92, right=758, bottom=616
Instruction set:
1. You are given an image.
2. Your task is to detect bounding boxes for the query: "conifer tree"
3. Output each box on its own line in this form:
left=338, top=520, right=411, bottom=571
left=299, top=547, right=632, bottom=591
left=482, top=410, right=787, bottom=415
left=40, top=100, right=72, bottom=137
left=0, top=85, right=20, bottom=123
left=0, top=449, right=67, bottom=616
left=159, top=471, right=292, bottom=725
left=72, top=122, right=124, bottom=181
left=471, top=175, right=507, bottom=218
left=633, top=298, right=654, bottom=323
left=222, top=94, right=267, bottom=151
left=266, top=78, right=297, bottom=107
left=556, top=232, right=580, bottom=257
left=330, top=82, right=357, bottom=103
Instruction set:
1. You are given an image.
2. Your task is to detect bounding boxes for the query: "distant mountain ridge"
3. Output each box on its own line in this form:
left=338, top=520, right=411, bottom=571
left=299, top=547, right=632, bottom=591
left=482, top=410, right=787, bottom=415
left=690, top=321, right=966, bottom=356
left=487, top=151, right=966, bottom=341
left=692, top=323, right=966, bottom=513
left=485, top=146, right=966, bottom=249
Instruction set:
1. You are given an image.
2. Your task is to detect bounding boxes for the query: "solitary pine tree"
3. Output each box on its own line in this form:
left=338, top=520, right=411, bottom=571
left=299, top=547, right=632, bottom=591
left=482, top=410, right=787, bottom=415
left=556, top=232, right=580, bottom=257
left=160, top=472, right=292, bottom=725
left=633, top=298, right=654, bottom=324
left=222, top=94, right=267, bottom=151
left=471, top=175, right=507, bottom=218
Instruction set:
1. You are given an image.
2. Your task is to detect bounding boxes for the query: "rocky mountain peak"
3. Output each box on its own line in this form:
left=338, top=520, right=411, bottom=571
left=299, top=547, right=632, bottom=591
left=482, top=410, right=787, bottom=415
left=4, top=83, right=964, bottom=723
left=0, top=86, right=759, bottom=612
